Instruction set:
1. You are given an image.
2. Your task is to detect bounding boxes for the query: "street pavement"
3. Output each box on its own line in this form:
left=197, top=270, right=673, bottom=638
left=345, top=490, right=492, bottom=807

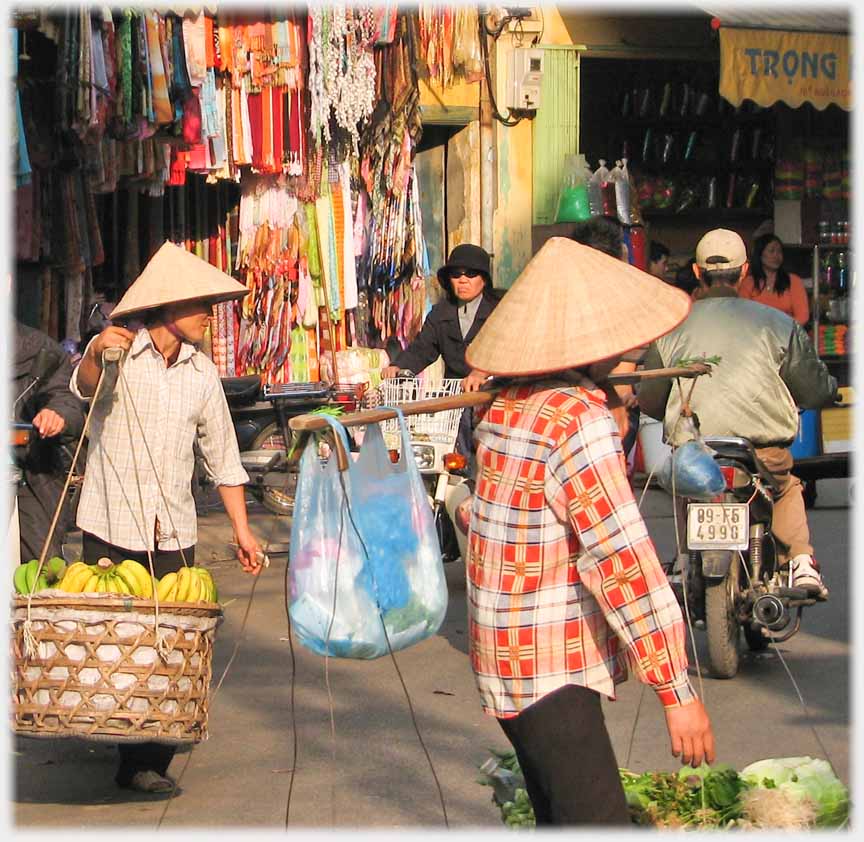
left=11, top=478, right=852, bottom=831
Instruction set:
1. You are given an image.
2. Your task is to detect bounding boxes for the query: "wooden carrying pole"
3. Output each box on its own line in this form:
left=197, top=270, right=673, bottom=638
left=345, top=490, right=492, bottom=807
left=289, top=364, right=712, bottom=434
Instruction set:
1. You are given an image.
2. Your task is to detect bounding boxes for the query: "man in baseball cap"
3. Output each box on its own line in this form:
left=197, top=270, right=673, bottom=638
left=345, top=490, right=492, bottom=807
left=640, top=228, right=837, bottom=604
left=694, top=227, right=749, bottom=271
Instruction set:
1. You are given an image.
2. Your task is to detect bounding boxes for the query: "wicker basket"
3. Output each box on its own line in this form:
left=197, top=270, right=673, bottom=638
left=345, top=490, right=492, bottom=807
left=10, top=594, right=222, bottom=744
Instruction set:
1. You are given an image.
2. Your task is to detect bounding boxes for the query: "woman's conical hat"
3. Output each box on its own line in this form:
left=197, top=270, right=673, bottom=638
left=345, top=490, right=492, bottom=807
left=110, top=241, right=249, bottom=319
left=466, top=237, right=691, bottom=376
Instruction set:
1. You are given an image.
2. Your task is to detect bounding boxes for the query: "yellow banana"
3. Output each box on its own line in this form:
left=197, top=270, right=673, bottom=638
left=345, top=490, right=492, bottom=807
left=192, top=569, right=210, bottom=602
left=156, top=572, right=178, bottom=602
left=175, top=567, right=192, bottom=602
left=182, top=571, right=197, bottom=602
left=113, top=567, right=137, bottom=595
left=83, top=573, right=101, bottom=593
left=105, top=577, right=121, bottom=594
left=196, top=569, right=217, bottom=602
left=118, top=559, right=153, bottom=597
left=59, top=562, right=93, bottom=593
left=186, top=567, right=204, bottom=602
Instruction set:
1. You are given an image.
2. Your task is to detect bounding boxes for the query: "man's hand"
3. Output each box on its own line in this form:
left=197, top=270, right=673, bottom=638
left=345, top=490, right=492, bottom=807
left=664, top=699, right=716, bottom=768
left=462, top=369, right=489, bottom=393
left=234, top=524, right=264, bottom=575
left=32, top=408, right=66, bottom=438
left=77, top=325, right=137, bottom=397
left=382, top=365, right=400, bottom=379
left=90, top=325, right=135, bottom=362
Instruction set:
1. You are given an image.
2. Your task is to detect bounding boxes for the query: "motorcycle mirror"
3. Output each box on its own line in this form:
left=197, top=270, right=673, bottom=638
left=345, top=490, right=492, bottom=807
left=30, top=346, right=62, bottom=384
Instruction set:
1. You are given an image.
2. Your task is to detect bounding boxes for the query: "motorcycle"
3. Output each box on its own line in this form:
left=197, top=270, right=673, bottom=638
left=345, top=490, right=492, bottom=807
left=220, top=375, right=364, bottom=516
left=675, top=435, right=816, bottom=679
left=381, top=374, right=471, bottom=563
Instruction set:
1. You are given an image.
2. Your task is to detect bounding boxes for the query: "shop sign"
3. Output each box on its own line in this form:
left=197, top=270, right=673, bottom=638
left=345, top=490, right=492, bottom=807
left=719, top=27, right=851, bottom=111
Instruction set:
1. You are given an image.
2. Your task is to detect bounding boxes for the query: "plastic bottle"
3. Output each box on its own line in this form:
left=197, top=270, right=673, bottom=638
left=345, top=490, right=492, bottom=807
left=822, top=250, right=836, bottom=292
left=836, top=250, right=847, bottom=296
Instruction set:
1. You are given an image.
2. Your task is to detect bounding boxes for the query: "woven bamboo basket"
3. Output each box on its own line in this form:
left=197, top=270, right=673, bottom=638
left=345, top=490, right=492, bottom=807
left=10, top=593, right=222, bottom=744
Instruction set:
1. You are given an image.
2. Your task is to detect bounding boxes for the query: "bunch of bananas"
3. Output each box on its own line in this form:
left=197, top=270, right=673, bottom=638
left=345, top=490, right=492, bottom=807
left=156, top=566, right=218, bottom=604
left=13, top=556, right=67, bottom=595
left=57, top=557, right=156, bottom=597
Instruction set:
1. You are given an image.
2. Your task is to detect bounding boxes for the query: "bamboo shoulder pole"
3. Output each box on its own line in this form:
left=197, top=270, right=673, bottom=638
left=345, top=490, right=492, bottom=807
left=289, top=364, right=711, bottom=433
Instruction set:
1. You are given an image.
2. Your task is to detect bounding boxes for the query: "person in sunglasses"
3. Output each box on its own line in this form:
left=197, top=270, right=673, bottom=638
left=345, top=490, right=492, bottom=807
left=382, top=244, right=501, bottom=391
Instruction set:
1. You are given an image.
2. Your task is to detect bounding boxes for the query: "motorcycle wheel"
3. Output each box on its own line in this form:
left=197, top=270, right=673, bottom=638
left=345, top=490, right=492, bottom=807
left=704, top=552, right=741, bottom=679
left=250, top=422, right=298, bottom=517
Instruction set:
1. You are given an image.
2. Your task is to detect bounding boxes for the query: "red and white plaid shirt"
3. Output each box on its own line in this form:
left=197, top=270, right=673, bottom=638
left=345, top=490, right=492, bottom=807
left=468, top=378, right=695, bottom=719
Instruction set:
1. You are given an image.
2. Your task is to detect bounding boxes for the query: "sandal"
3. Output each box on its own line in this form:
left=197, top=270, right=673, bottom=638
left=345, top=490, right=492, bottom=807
left=122, top=770, right=176, bottom=794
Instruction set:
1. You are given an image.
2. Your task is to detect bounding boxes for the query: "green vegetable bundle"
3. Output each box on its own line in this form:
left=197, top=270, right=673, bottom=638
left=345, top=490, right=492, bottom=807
left=620, top=764, right=745, bottom=828
left=479, top=751, right=849, bottom=830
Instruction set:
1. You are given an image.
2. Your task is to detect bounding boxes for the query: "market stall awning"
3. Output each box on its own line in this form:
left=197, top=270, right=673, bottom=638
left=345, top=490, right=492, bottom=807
left=706, top=11, right=851, bottom=111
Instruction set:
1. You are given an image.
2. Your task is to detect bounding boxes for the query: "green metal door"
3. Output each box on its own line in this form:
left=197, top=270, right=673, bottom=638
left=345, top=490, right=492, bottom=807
left=532, top=46, right=582, bottom=225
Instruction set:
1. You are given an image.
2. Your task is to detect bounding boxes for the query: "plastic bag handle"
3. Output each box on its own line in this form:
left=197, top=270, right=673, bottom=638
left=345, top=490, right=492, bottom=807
left=376, top=405, right=413, bottom=458
left=314, top=415, right=353, bottom=472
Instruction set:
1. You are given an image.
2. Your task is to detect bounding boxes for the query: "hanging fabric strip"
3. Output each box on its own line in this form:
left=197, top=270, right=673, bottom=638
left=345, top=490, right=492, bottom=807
left=144, top=12, right=173, bottom=124
left=340, top=160, right=358, bottom=310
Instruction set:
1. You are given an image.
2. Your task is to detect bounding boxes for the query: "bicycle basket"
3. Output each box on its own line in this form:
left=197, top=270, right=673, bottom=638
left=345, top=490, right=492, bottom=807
left=379, top=378, right=464, bottom=452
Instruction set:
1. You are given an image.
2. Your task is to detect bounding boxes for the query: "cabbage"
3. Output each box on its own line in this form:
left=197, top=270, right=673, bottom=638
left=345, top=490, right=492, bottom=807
left=740, top=756, right=849, bottom=827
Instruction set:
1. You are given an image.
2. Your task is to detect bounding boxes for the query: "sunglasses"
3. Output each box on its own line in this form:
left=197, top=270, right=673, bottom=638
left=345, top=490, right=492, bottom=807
left=448, top=268, right=480, bottom=280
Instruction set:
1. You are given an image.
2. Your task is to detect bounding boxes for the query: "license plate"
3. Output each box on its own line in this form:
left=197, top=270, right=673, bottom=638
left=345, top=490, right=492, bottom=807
left=687, top=504, right=749, bottom=550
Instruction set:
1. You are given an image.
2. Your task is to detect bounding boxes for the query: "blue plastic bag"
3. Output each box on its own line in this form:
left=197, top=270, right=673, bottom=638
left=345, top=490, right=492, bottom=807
left=658, top=438, right=726, bottom=501
left=288, top=410, right=448, bottom=659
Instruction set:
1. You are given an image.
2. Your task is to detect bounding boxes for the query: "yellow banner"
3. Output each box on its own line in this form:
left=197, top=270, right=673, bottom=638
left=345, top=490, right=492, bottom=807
left=719, top=27, right=851, bottom=111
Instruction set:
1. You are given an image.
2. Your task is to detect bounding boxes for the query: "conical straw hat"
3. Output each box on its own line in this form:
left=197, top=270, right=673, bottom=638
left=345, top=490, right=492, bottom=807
left=466, top=237, right=691, bottom=376
left=110, top=241, right=249, bottom=319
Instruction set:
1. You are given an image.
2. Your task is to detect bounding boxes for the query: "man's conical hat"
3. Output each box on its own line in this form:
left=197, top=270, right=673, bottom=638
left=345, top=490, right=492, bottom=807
left=110, top=241, right=249, bottom=319
left=465, top=237, right=691, bottom=376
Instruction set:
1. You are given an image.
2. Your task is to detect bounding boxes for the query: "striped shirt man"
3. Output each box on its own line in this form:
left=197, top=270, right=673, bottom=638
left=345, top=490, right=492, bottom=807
left=468, top=376, right=695, bottom=719
left=71, top=328, right=248, bottom=552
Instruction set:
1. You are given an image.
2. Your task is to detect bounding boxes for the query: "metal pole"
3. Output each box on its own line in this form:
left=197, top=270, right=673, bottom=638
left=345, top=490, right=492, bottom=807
left=479, top=28, right=496, bottom=263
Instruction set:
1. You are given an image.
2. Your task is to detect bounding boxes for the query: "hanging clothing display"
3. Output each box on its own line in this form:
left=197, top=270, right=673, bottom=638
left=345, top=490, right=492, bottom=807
left=14, top=7, right=436, bottom=385
left=417, top=4, right=484, bottom=87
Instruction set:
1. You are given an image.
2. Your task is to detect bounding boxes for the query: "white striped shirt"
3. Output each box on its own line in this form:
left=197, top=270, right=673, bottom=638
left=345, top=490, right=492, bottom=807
left=71, top=329, right=248, bottom=551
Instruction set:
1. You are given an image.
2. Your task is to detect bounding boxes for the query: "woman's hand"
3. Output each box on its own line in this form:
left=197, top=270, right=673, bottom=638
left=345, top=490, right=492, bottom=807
left=462, top=369, right=489, bottom=392
left=381, top=365, right=400, bottom=379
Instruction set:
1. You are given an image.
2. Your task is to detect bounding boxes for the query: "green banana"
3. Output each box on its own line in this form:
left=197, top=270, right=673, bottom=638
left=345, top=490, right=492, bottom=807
left=24, top=559, right=40, bottom=593
left=45, top=556, right=67, bottom=584
left=13, top=563, right=30, bottom=594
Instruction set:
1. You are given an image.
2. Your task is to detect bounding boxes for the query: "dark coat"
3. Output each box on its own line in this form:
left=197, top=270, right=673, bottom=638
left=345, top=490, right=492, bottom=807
left=391, top=289, right=503, bottom=379
left=13, top=324, right=86, bottom=560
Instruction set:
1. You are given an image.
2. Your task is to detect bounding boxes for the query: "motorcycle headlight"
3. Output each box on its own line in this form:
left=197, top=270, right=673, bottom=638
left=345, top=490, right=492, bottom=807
left=412, top=444, right=436, bottom=470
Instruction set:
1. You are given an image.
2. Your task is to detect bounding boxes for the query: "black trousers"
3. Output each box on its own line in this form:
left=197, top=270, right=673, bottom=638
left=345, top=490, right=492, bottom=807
left=82, top=532, right=196, bottom=786
left=17, top=481, right=68, bottom=562
left=497, top=684, right=630, bottom=826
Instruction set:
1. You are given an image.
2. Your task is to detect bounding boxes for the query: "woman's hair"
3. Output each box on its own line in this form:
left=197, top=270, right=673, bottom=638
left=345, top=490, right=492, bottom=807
left=649, top=241, right=670, bottom=263
left=750, top=233, right=791, bottom=295
left=570, top=217, right=624, bottom=259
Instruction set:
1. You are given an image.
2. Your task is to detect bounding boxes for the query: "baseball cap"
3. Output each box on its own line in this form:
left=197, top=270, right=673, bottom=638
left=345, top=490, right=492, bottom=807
left=695, top=229, right=747, bottom=270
